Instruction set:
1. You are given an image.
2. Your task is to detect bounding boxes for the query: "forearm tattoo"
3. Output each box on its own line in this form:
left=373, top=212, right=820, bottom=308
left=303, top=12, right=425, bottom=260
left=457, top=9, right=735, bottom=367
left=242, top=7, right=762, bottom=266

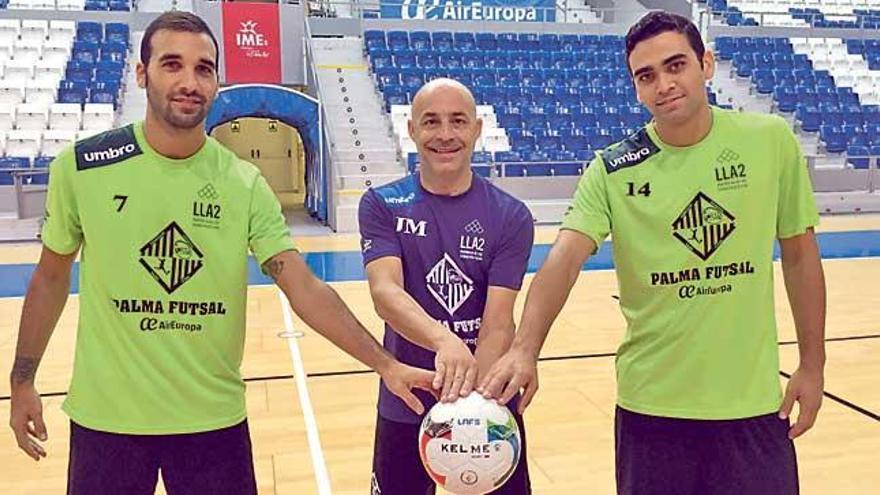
left=10, top=356, right=38, bottom=386
left=263, top=258, right=285, bottom=281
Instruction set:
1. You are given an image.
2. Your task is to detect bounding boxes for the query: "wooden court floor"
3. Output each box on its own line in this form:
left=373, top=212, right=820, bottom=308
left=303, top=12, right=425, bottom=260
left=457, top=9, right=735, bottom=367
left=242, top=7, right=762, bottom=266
left=0, top=217, right=878, bottom=494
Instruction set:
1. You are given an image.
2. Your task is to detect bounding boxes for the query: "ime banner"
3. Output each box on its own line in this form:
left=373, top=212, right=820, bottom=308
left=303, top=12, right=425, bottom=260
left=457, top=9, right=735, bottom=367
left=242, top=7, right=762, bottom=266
left=221, top=2, right=282, bottom=83
left=380, top=0, right=556, bottom=22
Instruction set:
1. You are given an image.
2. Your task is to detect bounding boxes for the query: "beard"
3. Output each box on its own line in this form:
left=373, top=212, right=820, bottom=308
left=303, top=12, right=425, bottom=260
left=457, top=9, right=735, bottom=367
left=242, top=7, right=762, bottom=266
left=145, top=74, right=210, bottom=130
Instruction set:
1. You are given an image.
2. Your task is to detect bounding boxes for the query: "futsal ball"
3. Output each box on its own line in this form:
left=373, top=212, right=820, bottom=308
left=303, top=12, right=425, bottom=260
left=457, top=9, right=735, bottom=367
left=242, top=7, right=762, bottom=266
left=418, top=391, right=521, bottom=495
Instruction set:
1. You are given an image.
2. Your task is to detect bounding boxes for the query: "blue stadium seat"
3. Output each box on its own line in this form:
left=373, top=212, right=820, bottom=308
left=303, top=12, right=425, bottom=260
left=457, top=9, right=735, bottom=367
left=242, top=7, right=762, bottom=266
left=560, top=34, right=580, bottom=52
left=439, top=54, right=460, bottom=69
left=109, top=0, right=129, bottom=11
left=517, top=33, right=540, bottom=52
left=0, top=157, right=30, bottom=169
left=433, top=32, right=453, bottom=52
left=416, top=53, right=438, bottom=69
left=453, top=32, right=475, bottom=51
left=388, top=31, right=409, bottom=51
left=495, top=151, right=522, bottom=163
left=33, top=157, right=53, bottom=168
left=364, top=30, right=386, bottom=50
left=471, top=152, right=491, bottom=164
left=77, top=21, right=103, bottom=43
left=820, top=125, right=847, bottom=153
left=575, top=149, right=595, bottom=161
left=90, top=87, right=117, bottom=106
left=409, top=31, right=430, bottom=50
left=28, top=173, right=49, bottom=186
left=462, top=53, right=484, bottom=69
left=375, top=67, right=399, bottom=89
left=476, top=33, right=497, bottom=51
left=473, top=165, right=492, bottom=178
left=85, top=0, right=109, bottom=10
left=847, top=145, right=871, bottom=169
left=66, top=67, right=94, bottom=84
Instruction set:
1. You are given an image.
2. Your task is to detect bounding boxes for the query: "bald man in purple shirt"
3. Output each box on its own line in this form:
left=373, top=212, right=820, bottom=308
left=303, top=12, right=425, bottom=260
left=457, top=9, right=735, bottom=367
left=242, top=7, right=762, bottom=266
left=359, top=79, right=534, bottom=494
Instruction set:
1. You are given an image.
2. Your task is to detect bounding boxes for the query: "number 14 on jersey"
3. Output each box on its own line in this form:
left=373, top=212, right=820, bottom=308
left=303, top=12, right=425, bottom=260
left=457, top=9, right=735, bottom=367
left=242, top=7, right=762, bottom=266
left=626, top=182, right=652, bottom=197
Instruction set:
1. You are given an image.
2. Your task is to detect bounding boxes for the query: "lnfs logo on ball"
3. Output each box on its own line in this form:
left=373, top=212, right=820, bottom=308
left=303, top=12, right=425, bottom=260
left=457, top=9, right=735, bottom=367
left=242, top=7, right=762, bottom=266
left=460, top=470, right=479, bottom=486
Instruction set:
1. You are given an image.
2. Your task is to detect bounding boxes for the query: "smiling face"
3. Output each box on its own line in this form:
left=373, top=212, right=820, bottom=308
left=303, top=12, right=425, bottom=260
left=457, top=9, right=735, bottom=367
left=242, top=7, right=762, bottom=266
left=408, top=79, right=482, bottom=177
left=136, top=29, right=219, bottom=130
left=628, top=30, right=715, bottom=128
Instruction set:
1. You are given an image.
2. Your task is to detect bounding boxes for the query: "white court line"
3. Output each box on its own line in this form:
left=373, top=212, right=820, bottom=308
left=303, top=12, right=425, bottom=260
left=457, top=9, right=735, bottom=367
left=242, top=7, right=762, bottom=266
left=277, top=290, right=333, bottom=495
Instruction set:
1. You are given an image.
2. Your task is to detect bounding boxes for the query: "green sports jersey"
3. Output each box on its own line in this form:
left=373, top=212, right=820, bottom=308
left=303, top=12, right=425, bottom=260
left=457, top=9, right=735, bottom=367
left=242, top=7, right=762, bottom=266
left=562, top=107, right=819, bottom=419
left=42, top=121, right=295, bottom=434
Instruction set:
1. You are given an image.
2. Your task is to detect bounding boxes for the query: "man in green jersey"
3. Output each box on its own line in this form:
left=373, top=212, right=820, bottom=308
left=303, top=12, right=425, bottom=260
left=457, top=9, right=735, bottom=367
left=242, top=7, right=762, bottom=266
left=8, top=12, right=434, bottom=494
left=479, top=11, right=826, bottom=494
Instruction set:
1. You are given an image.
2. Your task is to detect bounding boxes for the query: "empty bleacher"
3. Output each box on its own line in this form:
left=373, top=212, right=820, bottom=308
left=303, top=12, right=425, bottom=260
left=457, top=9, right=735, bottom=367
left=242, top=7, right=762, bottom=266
left=0, top=0, right=130, bottom=10
left=0, top=19, right=128, bottom=187
left=716, top=35, right=880, bottom=167
left=366, top=29, right=730, bottom=178
left=707, top=0, right=880, bottom=28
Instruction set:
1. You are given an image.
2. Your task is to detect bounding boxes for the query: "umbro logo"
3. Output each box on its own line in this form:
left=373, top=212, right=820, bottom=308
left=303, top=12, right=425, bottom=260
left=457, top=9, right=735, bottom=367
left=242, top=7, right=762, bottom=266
left=83, top=143, right=137, bottom=163
left=608, top=147, right=651, bottom=169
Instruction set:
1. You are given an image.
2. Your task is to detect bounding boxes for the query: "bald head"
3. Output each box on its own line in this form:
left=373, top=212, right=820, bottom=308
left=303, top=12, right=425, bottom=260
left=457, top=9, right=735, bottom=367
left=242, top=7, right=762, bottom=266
left=407, top=78, right=482, bottom=179
left=411, top=78, right=477, bottom=120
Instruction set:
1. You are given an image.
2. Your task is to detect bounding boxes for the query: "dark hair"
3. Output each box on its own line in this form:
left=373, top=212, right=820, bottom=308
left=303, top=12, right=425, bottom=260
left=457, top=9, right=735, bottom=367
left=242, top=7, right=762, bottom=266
left=625, top=11, right=705, bottom=70
left=140, top=11, right=220, bottom=66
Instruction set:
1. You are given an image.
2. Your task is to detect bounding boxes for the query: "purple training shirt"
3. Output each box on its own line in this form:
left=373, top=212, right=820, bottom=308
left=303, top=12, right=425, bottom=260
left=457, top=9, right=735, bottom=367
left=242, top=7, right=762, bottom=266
left=359, top=172, right=534, bottom=424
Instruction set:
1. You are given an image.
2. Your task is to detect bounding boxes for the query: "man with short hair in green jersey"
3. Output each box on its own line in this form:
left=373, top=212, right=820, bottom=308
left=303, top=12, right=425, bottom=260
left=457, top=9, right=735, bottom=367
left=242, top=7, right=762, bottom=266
left=8, top=11, right=435, bottom=494
left=479, top=11, right=826, bottom=495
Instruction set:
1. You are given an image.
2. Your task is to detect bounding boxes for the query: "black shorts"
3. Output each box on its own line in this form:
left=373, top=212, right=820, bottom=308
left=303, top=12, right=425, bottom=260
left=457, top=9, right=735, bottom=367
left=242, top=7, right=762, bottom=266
left=615, top=406, right=798, bottom=495
left=67, top=420, right=257, bottom=495
left=371, top=413, right=531, bottom=495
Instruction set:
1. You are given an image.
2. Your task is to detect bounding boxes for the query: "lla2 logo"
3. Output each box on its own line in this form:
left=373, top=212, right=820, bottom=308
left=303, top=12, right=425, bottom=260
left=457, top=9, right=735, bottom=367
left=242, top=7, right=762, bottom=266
left=714, top=149, right=748, bottom=191
left=192, top=183, right=222, bottom=229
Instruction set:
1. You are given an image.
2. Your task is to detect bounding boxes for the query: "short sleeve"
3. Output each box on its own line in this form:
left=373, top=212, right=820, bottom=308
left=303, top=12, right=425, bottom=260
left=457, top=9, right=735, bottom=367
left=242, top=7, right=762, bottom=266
left=776, top=120, right=820, bottom=239
left=40, top=152, right=82, bottom=255
left=248, top=173, right=295, bottom=265
left=358, top=189, right=401, bottom=265
left=487, top=202, right=534, bottom=290
left=560, top=157, right=612, bottom=252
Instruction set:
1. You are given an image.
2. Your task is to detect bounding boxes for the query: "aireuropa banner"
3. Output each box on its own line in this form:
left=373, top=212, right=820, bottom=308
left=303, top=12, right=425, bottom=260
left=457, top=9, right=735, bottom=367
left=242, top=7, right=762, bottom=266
left=380, top=0, right=556, bottom=22
left=221, top=2, right=282, bottom=83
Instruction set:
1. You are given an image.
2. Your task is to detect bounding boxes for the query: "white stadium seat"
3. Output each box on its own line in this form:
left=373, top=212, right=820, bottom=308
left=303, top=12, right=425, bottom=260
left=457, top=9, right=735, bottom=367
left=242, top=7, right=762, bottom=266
left=25, top=80, right=58, bottom=109
left=5, top=129, right=42, bottom=158
left=49, top=103, right=82, bottom=131
left=0, top=82, right=25, bottom=107
left=15, top=103, right=49, bottom=131
left=0, top=104, right=16, bottom=132
left=20, top=20, right=49, bottom=45
left=42, top=129, right=78, bottom=157
left=82, top=103, right=115, bottom=132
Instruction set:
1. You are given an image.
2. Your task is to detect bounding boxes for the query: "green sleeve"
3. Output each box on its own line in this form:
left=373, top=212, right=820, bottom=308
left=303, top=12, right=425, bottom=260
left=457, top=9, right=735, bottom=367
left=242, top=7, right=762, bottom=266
left=248, top=173, right=296, bottom=266
left=776, top=120, right=820, bottom=239
left=40, top=150, right=82, bottom=255
left=560, top=156, right=612, bottom=252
